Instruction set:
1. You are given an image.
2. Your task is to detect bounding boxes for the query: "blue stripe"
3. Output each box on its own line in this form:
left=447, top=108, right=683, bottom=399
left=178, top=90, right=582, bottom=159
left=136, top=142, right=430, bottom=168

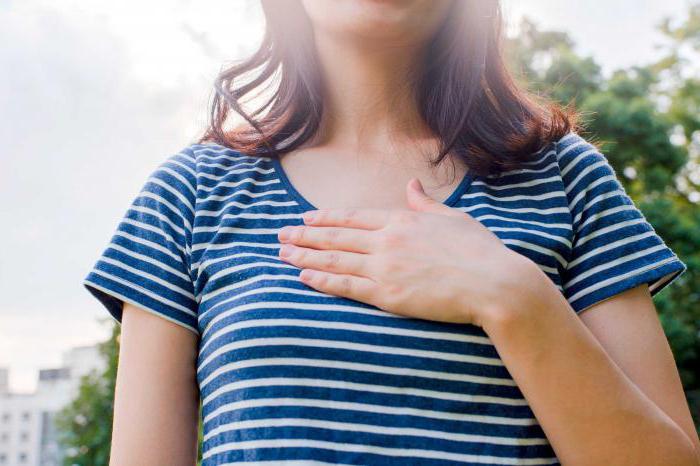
left=82, top=131, right=686, bottom=464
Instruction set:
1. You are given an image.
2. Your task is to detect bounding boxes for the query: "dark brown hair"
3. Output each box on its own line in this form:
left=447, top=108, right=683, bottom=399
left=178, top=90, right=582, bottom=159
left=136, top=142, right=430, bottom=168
left=198, top=0, right=580, bottom=179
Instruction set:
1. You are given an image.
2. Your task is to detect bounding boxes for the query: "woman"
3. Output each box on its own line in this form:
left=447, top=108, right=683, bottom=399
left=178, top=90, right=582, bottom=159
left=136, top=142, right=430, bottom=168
left=83, top=0, right=700, bottom=464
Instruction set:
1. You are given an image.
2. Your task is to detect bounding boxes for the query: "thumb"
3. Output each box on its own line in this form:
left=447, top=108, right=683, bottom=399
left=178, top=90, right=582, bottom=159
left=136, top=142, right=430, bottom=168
left=406, top=178, right=458, bottom=215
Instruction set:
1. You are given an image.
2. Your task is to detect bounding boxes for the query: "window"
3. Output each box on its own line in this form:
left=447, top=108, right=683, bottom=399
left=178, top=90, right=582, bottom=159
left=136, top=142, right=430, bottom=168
left=21, top=412, right=30, bottom=422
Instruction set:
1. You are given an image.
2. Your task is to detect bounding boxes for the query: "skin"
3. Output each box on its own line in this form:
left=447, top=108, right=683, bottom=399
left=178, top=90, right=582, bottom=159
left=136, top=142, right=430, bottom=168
left=111, top=303, right=199, bottom=465
left=277, top=182, right=700, bottom=466
left=109, top=1, right=700, bottom=464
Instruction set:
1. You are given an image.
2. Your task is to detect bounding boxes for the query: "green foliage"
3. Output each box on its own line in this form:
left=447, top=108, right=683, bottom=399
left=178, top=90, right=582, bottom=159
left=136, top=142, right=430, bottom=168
left=507, top=5, right=700, bottom=428
left=54, top=318, right=118, bottom=466
left=54, top=320, right=206, bottom=465
left=58, top=5, right=700, bottom=459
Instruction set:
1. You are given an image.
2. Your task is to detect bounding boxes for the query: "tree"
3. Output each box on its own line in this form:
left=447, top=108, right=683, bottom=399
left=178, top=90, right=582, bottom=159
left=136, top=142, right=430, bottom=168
left=506, top=5, right=700, bottom=428
left=55, top=320, right=206, bottom=464
left=54, top=318, right=117, bottom=466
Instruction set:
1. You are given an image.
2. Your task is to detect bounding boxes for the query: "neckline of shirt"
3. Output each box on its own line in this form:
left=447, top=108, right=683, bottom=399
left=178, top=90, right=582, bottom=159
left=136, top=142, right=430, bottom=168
left=270, top=153, right=476, bottom=211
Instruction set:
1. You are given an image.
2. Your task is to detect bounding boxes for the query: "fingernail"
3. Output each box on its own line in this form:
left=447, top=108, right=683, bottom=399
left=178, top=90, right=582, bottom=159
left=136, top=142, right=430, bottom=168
left=303, top=210, right=318, bottom=223
left=300, top=269, right=315, bottom=280
left=278, top=226, right=292, bottom=242
left=279, top=244, right=294, bottom=257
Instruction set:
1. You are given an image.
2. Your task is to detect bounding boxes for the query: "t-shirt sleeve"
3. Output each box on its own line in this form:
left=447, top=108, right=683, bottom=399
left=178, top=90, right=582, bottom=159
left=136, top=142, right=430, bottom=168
left=555, top=132, right=688, bottom=315
left=82, top=146, right=200, bottom=335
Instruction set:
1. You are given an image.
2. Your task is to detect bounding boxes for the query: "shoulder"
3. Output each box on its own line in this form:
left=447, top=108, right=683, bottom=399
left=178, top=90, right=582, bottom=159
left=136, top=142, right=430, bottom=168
left=179, top=141, right=278, bottom=210
left=185, top=141, right=271, bottom=170
left=552, top=131, right=612, bottom=182
left=155, top=142, right=273, bottom=198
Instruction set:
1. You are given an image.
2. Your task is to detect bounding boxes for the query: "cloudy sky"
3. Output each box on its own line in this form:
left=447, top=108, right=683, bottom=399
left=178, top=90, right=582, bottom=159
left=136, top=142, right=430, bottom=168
left=0, top=0, right=692, bottom=393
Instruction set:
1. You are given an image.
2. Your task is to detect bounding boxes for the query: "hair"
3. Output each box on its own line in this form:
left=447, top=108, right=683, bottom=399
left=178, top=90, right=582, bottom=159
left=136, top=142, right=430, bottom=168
left=198, top=0, right=581, bottom=179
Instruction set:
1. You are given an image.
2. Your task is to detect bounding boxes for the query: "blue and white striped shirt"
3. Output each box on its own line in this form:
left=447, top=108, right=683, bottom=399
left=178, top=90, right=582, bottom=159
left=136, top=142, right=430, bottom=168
left=83, top=131, right=687, bottom=465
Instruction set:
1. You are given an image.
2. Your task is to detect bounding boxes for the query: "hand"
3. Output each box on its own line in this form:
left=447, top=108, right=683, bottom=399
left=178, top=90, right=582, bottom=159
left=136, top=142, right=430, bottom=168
left=277, top=178, right=539, bottom=328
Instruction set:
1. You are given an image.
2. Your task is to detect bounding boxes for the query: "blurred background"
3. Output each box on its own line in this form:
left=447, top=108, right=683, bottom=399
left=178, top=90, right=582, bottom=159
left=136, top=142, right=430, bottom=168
left=1, top=0, right=699, bottom=464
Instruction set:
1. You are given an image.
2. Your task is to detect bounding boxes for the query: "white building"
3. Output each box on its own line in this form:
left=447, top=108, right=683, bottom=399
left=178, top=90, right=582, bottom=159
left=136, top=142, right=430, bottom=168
left=0, top=344, right=105, bottom=466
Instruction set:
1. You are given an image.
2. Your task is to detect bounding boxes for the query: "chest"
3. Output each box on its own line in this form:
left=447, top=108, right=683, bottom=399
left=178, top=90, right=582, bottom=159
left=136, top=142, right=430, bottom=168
left=191, top=156, right=573, bottom=334
left=189, top=147, right=565, bottom=463
left=272, top=148, right=471, bottom=210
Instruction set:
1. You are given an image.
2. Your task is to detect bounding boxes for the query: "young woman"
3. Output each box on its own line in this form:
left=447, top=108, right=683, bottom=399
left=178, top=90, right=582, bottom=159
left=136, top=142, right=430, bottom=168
left=83, top=0, right=700, bottom=464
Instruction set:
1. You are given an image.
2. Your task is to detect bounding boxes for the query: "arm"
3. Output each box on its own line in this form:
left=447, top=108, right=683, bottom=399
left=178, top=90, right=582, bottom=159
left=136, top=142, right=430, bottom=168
left=482, top=256, right=700, bottom=466
left=110, top=302, right=200, bottom=466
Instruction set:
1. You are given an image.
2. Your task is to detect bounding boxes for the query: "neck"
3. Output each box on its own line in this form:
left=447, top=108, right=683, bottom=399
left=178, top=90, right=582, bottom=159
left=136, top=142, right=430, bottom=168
left=309, top=31, right=434, bottom=153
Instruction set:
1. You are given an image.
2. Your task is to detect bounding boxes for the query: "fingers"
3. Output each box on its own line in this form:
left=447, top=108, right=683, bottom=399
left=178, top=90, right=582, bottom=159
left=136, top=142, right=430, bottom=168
left=302, top=208, right=390, bottom=230
left=278, top=244, right=369, bottom=277
left=278, top=225, right=376, bottom=253
left=297, top=269, right=381, bottom=306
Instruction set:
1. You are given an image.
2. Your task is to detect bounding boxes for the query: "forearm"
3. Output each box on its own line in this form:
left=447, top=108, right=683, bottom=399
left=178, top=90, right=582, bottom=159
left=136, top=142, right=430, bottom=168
left=479, top=259, right=698, bottom=466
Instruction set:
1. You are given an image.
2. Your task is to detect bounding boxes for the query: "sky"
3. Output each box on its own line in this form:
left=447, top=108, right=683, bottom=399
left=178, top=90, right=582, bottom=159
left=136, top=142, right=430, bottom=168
left=0, top=0, right=694, bottom=393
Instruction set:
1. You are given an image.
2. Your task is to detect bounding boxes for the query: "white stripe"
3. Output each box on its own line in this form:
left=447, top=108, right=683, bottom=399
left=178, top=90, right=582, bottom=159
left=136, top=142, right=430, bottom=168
left=199, top=314, right=492, bottom=356
left=199, top=356, right=518, bottom=394
left=83, top=279, right=198, bottom=335
left=197, top=283, right=387, bottom=324
left=565, top=243, right=671, bottom=290
left=165, top=156, right=197, bottom=179
left=575, top=204, right=637, bottom=237
left=555, top=139, right=589, bottom=173
left=106, top=242, right=190, bottom=282
left=192, top=239, right=282, bottom=253
left=199, top=188, right=288, bottom=203
left=501, top=239, right=565, bottom=270
left=488, top=226, right=571, bottom=249
left=202, top=396, right=534, bottom=430
left=198, top=335, right=503, bottom=375
left=96, top=256, right=195, bottom=300
left=218, top=462, right=336, bottom=466
left=567, top=230, right=657, bottom=269
left=574, top=217, right=645, bottom=249
left=487, top=159, right=559, bottom=177
left=137, top=190, right=193, bottom=232
left=205, top=260, right=296, bottom=284
left=462, top=186, right=565, bottom=203
left=572, top=189, right=630, bottom=230
left=87, top=269, right=196, bottom=317
left=204, top=417, right=550, bottom=446
left=129, top=204, right=186, bottom=238
left=200, top=377, right=529, bottom=416
left=200, top=279, right=408, bottom=334
left=197, top=160, right=267, bottom=170
left=147, top=175, right=195, bottom=215
left=560, top=147, right=597, bottom=180
left=470, top=173, right=560, bottom=191
left=198, top=165, right=274, bottom=182
left=567, top=256, right=678, bottom=304
left=566, top=171, right=616, bottom=213
left=464, top=203, right=570, bottom=216
left=198, top=252, right=290, bottom=279
left=113, top=230, right=183, bottom=263
left=467, top=213, right=572, bottom=231
left=196, top=199, right=299, bottom=219
left=202, top=438, right=557, bottom=465
left=120, top=217, right=187, bottom=256
left=196, top=176, right=281, bottom=194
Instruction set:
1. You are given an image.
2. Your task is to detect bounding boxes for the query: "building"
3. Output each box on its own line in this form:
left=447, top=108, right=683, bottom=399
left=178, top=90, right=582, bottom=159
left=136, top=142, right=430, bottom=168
left=0, top=344, right=105, bottom=466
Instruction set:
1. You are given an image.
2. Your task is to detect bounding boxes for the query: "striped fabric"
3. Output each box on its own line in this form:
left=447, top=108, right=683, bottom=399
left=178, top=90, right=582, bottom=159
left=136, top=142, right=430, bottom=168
left=83, top=131, right=686, bottom=465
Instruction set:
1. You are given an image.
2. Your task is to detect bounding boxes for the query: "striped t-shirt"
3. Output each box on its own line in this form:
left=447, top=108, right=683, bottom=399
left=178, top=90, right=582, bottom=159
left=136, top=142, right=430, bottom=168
left=83, top=131, right=687, bottom=465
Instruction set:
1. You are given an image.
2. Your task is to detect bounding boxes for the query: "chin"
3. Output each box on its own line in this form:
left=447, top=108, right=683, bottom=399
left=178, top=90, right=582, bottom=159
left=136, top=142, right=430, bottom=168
left=303, top=0, right=448, bottom=43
